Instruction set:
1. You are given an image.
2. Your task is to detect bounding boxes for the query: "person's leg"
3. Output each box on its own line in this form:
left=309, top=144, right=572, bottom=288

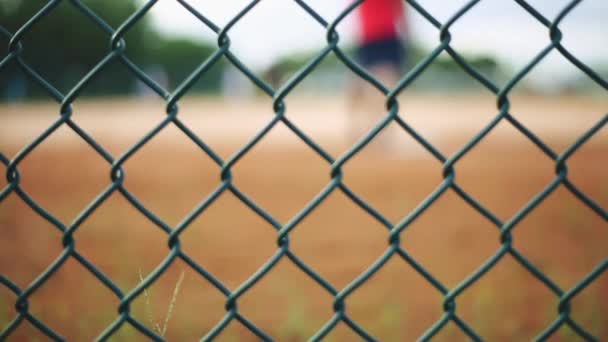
left=347, top=68, right=384, bottom=144
left=369, top=63, right=401, bottom=148
left=348, top=38, right=404, bottom=149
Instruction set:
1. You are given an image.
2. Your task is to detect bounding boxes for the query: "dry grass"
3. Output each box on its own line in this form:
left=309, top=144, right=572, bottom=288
left=0, top=95, right=606, bottom=341
left=139, top=269, right=185, bottom=337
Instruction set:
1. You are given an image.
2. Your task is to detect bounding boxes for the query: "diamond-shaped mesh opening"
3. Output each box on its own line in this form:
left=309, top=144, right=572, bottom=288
left=163, top=273, right=226, bottom=340
left=10, top=124, right=110, bottom=222
left=229, top=125, right=330, bottom=222
left=129, top=260, right=226, bottom=341
left=236, top=259, right=334, bottom=340
left=290, top=190, right=388, bottom=288
left=179, top=192, right=276, bottom=290
left=176, top=89, right=275, bottom=160
left=26, top=257, right=118, bottom=340
left=73, top=192, right=168, bottom=285
left=454, top=120, right=555, bottom=218
left=226, top=0, right=328, bottom=80
left=401, top=190, right=500, bottom=287
left=445, top=0, right=549, bottom=87
left=456, top=256, right=558, bottom=341
left=346, top=256, right=444, bottom=340
left=514, top=187, right=608, bottom=287
left=342, top=141, right=442, bottom=222
left=120, top=124, right=220, bottom=224
left=274, top=54, right=353, bottom=153
left=0, top=195, right=63, bottom=288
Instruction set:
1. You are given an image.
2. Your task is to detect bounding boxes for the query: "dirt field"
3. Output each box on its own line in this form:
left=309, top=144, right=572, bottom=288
left=0, top=94, right=607, bottom=341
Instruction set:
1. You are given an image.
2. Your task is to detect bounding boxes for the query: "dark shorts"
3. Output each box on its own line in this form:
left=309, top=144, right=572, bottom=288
left=357, top=37, right=406, bottom=70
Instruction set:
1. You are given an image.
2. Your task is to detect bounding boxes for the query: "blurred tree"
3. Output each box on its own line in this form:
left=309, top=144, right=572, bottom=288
left=0, top=0, right=152, bottom=64
left=0, top=0, right=153, bottom=96
left=264, top=44, right=501, bottom=93
left=150, top=37, right=223, bottom=93
left=0, top=0, right=223, bottom=99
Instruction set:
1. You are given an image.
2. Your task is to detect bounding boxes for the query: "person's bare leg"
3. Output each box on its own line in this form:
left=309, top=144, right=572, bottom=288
left=373, top=64, right=402, bottom=149
left=348, top=66, right=394, bottom=141
left=346, top=74, right=367, bottom=144
left=347, top=63, right=401, bottom=150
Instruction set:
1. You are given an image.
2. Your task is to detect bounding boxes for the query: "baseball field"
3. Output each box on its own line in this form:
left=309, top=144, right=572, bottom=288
left=0, top=93, right=606, bottom=341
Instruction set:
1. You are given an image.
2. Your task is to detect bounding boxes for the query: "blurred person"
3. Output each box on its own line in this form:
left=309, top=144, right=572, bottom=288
left=349, top=0, right=408, bottom=147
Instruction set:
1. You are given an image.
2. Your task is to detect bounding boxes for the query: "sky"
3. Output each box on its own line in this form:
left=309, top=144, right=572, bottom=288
left=147, top=0, right=608, bottom=84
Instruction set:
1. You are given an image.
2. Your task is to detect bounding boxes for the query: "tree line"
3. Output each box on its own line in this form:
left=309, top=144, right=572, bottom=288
left=0, top=0, right=223, bottom=99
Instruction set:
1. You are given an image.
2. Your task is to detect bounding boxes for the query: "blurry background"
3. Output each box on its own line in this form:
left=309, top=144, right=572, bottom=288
left=0, top=0, right=607, bottom=341
left=1, top=0, right=608, bottom=99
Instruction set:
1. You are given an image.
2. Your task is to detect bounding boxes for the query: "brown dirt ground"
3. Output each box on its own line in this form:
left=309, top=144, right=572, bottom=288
left=0, top=94, right=607, bottom=341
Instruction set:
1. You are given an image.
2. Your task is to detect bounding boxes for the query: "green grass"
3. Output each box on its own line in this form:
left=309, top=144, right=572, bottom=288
left=139, top=269, right=185, bottom=338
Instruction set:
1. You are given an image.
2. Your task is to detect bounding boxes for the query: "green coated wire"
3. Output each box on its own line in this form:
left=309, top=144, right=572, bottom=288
left=0, top=0, right=605, bottom=341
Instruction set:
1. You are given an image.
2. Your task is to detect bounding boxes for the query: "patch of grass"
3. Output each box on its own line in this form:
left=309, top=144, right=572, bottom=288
left=377, top=303, right=404, bottom=340
left=279, top=297, right=313, bottom=341
left=471, top=284, right=505, bottom=339
left=558, top=325, right=577, bottom=341
left=139, top=269, right=185, bottom=337
left=112, top=323, right=139, bottom=342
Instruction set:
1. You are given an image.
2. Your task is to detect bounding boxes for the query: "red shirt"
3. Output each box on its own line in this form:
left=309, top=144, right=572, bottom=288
left=357, top=0, right=405, bottom=44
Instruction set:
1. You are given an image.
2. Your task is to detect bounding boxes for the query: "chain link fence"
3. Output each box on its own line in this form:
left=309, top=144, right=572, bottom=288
left=1, top=0, right=606, bottom=341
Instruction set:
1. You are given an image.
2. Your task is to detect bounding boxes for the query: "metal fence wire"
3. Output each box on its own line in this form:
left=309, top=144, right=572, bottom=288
left=1, top=0, right=607, bottom=341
